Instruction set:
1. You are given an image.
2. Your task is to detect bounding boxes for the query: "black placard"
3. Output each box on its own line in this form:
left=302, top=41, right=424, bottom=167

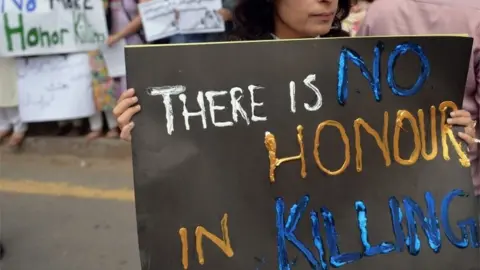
left=126, top=36, right=479, bottom=270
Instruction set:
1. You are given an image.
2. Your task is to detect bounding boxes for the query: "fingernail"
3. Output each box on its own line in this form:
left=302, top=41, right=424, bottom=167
left=447, top=118, right=452, bottom=124
left=132, top=96, right=138, bottom=102
left=130, top=122, right=135, bottom=128
left=450, top=111, right=455, bottom=117
left=128, top=88, right=135, bottom=93
left=136, top=105, right=141, bottom=109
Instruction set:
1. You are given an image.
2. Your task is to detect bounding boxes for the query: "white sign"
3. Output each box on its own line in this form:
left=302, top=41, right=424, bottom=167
left=100, top=38, right=126, bottom=77
left=138, top=0, right=177, bottom=42
left=177, top=0, right=224, bottom=34
left=0, top=0, right=108, bottom=56
left=139, top=0, right=224, bottom=42
left=16, top=53, right=96, bottom=122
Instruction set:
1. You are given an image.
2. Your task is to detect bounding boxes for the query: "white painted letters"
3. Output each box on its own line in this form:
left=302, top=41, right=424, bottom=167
left=230, top=87, right=250, bottom=125
left=289, top=81, right=296, bottom=113
left=248, top=85, right=267, bottom=122
left=179, top=91, right=207, bottom=131
left=205, top=91, right=233, bottom=127
left=303, top=74, right=322, bottom=111
left=147, top=85, right=186, bottom=135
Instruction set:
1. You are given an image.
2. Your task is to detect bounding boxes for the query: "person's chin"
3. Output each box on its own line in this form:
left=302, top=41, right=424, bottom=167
left=308, top=25, right=332, bottom=37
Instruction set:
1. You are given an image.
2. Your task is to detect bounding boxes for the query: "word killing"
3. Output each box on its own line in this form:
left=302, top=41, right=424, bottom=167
left=276, top=189, right=478, bottom=270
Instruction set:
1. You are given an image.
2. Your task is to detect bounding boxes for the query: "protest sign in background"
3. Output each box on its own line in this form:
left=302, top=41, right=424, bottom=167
left=126, top=36, right=477, bottom=270
left=0, top=0, right=107, bottom=56
left=16, top=53, right=95, bottom=122
left=138, top=0, right=224, bottom=42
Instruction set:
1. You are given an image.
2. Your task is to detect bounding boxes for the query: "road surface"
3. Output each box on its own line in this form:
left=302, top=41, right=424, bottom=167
left=0, top=152, right=140, bottom=270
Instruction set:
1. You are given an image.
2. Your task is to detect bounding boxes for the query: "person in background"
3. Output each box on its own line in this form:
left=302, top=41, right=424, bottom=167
left=88, top=0, right=146, bottom=140
left=357, top=0, right=480, bottom=194
left=57, top=119, right=84, bottom=136
left=87, top=51, right=118, bottom=139
left=86, top=0, right=118, bottom=140
left=341, top=0, right=372, bottom=36
left=0, top=57, right=27, bottom=148
left=169, top=0, right=236, bottom=43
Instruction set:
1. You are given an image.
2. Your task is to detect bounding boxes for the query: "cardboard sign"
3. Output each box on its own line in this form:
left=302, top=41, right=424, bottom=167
left=126, top=36, right=478, bottom=270
left=0, top=0, right=108, bottom=56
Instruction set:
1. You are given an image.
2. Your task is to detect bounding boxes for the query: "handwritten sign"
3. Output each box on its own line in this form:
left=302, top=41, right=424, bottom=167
left=17, top=53, right=95, bottom=122
left=138, top=0, right=224, bottom=42
left=0, top=0, right=108, bottom=56
left=126, top=36, right=478, bottom=269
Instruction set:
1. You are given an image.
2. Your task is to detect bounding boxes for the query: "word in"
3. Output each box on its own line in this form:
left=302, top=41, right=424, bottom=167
left=3, top=13, right=69, bottom=51
left=276, top=189, right=478, bottom=270
left=265, top=101, right=469, bottom=182
left=178, top=213, right=234, bottom=269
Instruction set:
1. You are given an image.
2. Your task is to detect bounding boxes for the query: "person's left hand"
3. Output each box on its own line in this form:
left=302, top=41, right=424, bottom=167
left=217, top=8, right=232, bottom=21
left=447, top=109, right=477, bottom=150
left=106, top=35, right=119, bottom=47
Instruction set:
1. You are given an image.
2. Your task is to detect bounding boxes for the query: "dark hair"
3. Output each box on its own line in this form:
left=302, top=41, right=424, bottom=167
left=231, top=0, right=351, bottom=40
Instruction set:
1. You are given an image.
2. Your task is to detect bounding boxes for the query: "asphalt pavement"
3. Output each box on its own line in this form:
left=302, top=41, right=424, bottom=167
left=0, top=152, right=140, bottom=270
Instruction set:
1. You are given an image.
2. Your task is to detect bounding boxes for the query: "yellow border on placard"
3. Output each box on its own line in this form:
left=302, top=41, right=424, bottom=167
left=126, top=34, right=470, bottom=49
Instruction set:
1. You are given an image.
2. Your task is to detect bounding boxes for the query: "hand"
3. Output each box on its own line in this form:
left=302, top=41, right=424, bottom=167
left=447, top=109, right=477, bottom=150
left=113, top=88, right=141, bottom=142
left=106, top=35, right=119, bottom=47
left=217, top=8, right=232, bottom=21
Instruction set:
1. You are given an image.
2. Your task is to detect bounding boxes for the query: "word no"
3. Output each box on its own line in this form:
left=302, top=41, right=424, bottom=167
left=0, top=0, right=36, bottom=13
left=276, top=189, right=477, bottom=270
left=265, top=101, right=469, bottom=182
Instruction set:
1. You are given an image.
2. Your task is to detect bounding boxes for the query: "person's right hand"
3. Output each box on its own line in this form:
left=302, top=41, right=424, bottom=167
left=113, top=88, right=141, bottom=141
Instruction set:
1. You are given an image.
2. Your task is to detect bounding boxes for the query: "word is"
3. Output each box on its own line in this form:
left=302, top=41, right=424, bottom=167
left=276, top=189, right=477, bottom=270
left=3, top=13, right=69, bottom=51
left=265, top=101, right=469, bottom=182
left=178, top=213, right=234, bottom=269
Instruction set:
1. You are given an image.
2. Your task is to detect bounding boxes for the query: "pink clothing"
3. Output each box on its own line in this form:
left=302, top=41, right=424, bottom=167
left=109, top=0, right=143, bottom=92
left=110, top=0, right=143, bottom=45
left=357, top=0, right=480, bottom=194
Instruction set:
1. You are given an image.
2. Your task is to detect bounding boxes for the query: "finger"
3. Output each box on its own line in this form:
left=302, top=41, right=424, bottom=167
left=447, top=116, right=471, bottom=126
left=458, top=131, right=476, bottom=146
left=113, top=96, right=139, bottom=118
left=120, top=122, right=135, bottom=142
left=451, top=110, right=471, bottom=118
left=118, top=88, right=135, bottom=103
left=117, top=105, right=141, bottom=128
left=465, top=125, right=476, bottom=136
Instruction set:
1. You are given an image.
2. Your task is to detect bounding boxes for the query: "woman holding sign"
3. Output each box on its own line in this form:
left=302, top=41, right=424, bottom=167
left=113, top=0, right=478, bottom=149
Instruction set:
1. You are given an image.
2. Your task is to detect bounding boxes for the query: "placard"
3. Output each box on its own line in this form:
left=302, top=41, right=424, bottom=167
left=101, top=38, right=126, bottom=77
left=17, top=53, right=95, bottom=122
left=126, top=36, right=478, bottom=269
left=138, top=0, right=224, bottom=42
left=0, top=0, right=108, bottom=56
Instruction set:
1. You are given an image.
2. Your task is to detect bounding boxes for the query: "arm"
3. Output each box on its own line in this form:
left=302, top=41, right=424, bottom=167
left=219, top=0, right=235, bottom=21
left=109, top=0, right=149, bottom=43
